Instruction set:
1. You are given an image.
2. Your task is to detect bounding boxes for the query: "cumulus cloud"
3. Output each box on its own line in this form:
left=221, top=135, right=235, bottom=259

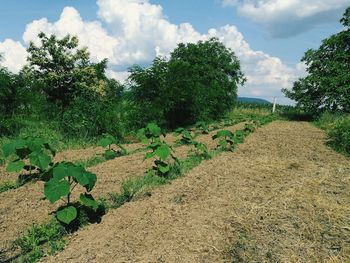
left=0, top=39, right=27, bottom=73
left=0, top=0, right=308, bottom=103
left=23, top=6, right=118, bottom=62
left=223, top=0, right=349, bottom=37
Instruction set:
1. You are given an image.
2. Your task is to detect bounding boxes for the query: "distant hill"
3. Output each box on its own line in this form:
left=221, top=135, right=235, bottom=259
left=237, top=97, right=271, bottom=104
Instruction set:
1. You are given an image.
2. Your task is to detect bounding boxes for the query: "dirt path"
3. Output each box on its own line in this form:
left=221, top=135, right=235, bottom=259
left=44, top=121, right=350, bottom=262
left=0, top=123, right=245, bottom=259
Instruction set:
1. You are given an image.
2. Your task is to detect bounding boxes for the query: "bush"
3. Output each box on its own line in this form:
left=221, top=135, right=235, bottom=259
left=328, top=116, right=350, bottom=155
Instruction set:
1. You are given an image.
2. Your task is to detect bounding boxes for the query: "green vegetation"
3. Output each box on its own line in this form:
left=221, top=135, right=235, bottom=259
left=128, top=38, right=245, bottom=128
left=44, top=162, right=98, bottom=224
left=2, top=137, right=56, bottom=174
left=98, top=134, right=127, bottom=160
left=283, top=7, right=350, bottom=114
left=315, top=112, right=350, bottom=156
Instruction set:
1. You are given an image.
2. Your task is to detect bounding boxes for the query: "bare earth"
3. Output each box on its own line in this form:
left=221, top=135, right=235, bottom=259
left=40, top=121, right=350, bottom=262
left=0, top=123, right=244, bottom=259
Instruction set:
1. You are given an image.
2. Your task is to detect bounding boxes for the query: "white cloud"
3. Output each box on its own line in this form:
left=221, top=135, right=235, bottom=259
left=0, top=39, right=27, bottom=73
left=0, top=0, right=309, bottom=104
left=23, top=6, right=118, bottom=63
left=223, top=0, right=350, bottom=37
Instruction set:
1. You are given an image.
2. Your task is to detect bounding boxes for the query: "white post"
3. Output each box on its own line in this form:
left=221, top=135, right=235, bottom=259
left=272, top=97, right=277, bottom=113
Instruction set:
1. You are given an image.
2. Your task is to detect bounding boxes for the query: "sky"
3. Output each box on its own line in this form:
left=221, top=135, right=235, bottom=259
left=0, top=0, right=349, bottom=104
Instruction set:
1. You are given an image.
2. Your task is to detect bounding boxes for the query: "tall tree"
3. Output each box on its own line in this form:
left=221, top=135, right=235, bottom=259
left=25, top=32, right=114, bottom=106
left=283, top=7, right=350, bottom=113
left=128, top=38, right=245, bottom=127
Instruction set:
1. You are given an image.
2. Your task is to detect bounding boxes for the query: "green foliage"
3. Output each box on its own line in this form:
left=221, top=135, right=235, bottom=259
left=128, top=38, right=245, bottom=128
left=0, top=181, right=17, bottom=193
left=195, top=121, right=210, bottom=134
left=212, top=130, right=237, bottom=152
left=327, top=116, right=350, bottom=155
left=283, top=7, right=350, bottom=113
left=14, top=219, right=66, bottom=263
left=174, top=127, right=211, bottom=159
left=139, top=123, right=177, bottom=176
left=98, top=134, right=127, bottom=160
left=2, top=137, right=56, bottom=174
left=44, top=162, right=98, bottom=224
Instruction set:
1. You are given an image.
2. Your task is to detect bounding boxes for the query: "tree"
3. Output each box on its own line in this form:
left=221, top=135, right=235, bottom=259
left=128, top=38, right=245, bottom=128
left=26, top=32, right=115, bottom=107
left=283, top=7, right=350, bottom=113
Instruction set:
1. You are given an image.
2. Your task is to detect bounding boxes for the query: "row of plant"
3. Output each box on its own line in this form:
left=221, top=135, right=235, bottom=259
left=0, top=115, right=250, bottom=194
left=7, top=114, right=276, bottom=262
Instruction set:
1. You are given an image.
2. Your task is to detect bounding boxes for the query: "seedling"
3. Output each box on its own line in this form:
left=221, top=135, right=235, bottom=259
left=174, top=127, right=210, bottom=159
left=212, top=130, right=236, bottom=152
left=2, top=137, right=56, bottom=175
left=140, top=123, right=178, bottom=176
left=137, top=123, right=164, bottom=144
left=174, top=128, right=196, bottom=145
left=195, top=121, right=209, bottom=134
left=44, top=162, right=98, bottom=224
left=98, top=134, right=127, bottom=160
left=243, top=123, right=255, bottom=134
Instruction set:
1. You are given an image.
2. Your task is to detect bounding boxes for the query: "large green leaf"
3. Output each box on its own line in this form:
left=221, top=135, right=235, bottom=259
left=212, top=130, right=233, bottom=140
left=44, top=178, right=70, bottom=204
left=155, top=144, right=171, bottom=160
left=56, top=206, right=77, bottom=224
left=104, top=149, right=116, bottom=160
left=80, top=193, right=98, bottom=211
left=26, top=137, right=45, bottom=153
left=6, top=160, right=25, bottom=173
left=44, top=143, right=56, bottom=157
left=81, top=171, right=97, bottom=192
left=98, top=137, right=114, bottom=148
left=53, top=162, right=70, bottom=180
left=29, top=151, right=51, bottom=170
left=2, top=139, right=26, bottom=158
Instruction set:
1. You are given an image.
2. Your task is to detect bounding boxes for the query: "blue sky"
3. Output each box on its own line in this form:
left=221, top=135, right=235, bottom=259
left=0, top=0, right=349, bottom=104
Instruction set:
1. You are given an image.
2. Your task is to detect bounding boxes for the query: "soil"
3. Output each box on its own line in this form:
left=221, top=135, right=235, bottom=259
left=41, top=121, right=350, bottom=262
left=0, top=122, right=245, bottom=260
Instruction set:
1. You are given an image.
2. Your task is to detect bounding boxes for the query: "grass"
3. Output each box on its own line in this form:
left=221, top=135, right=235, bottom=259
left=315, top=112, right=350, bottom=156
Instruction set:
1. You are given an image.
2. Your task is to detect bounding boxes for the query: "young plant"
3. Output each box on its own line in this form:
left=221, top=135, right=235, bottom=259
left=2, top=137, right=56, bottom=175
left=212, top=130, right=236, bottom=152
left=174, top=128, right=210, bottom=159
left=44, top=162, right=98, bottom=224
left=243, top=123, right=255, bottom=134
left=195, top=121, right=210, bottom=134
left=137, top=122, right=164, bottom=144
left=140, top=123, right=177, bottom=176
left=174, top=128, right=196, bottom=145
left=98, top=134, right=127, bottom=160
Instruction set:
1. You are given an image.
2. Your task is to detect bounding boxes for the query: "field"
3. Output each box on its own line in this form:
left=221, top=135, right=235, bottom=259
left=0, top=114, right=349, bottom=263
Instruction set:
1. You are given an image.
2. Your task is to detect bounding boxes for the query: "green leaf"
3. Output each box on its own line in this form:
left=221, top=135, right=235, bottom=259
left=56, top=206, right=77, bottom=224
left=29, top=151, right=51, bottom=170
left=147, top=123, right=161, bottom=137
left=144, top=152, right=156, bottom=159
left=44, top=178, right=70, bottom=204
left=2, top=139, right=26, bottom=158
left=98, top=137, right=114, bottom=148
left=104, top=149, right=116, bottom=160
left=44, top=143, right=56, bottom=157
left=81, top=171, right=97, bottom=192
left=80, top=193, right=98, bottom=211
left=155, top=160, right=170, bottom=174
left=53, top=162, right=70, bottom=180
left=6, top=160, right=25, bottom=173
left=155, top=144, right=171, bottom=160
left=212, top=130, right=233, bottom=140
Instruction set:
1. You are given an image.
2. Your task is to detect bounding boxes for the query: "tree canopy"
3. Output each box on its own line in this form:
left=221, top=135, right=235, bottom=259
left=128, top=37, right=245, bottom=128
left=25, top=32, right=118, bottom=106
left=283, top=7, right=350, bottom=113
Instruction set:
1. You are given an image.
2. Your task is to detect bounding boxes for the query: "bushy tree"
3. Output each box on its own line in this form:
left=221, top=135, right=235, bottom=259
left=128, top=38, right=245, bottom=128
left=26, top=32, right=117, bottom=107
left=283, top=7, right=350, bottom=113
